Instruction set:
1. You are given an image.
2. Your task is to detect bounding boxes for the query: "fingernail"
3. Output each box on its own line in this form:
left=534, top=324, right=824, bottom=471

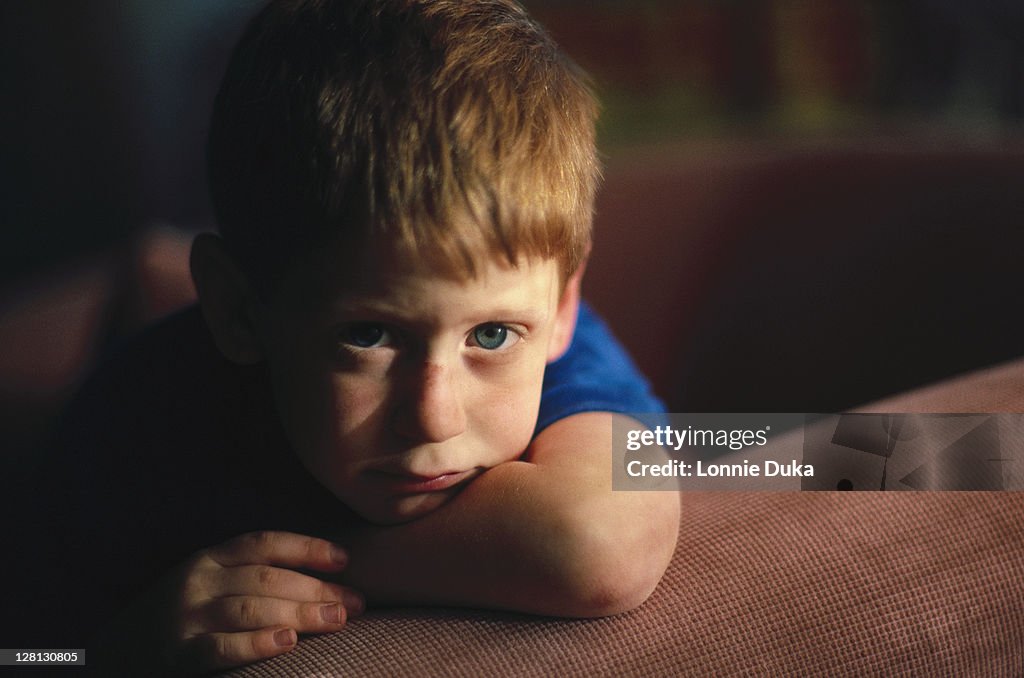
left=330, top=544, right=348, bottom=566
left=320, top=602, right=342, bottom=624
left=343, top=590, right=365, bottom=617
left=274, top=628, right=297, bottom=647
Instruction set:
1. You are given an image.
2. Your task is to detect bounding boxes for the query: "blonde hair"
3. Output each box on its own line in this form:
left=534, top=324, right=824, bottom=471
left=208, top=0, right=600, bottom=292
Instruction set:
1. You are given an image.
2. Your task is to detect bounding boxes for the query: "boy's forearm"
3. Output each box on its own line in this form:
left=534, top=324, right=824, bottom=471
left=340, top=412, right=680, bottom=617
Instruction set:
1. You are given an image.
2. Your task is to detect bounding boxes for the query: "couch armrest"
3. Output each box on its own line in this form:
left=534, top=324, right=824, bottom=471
left=222, top=491, right=1022, bottom=677
left=857, top=356, right=1024, bottom=413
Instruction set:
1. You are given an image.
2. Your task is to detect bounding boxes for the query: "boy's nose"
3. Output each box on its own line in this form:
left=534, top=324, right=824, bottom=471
left=395, top=361, right=467, bottom=444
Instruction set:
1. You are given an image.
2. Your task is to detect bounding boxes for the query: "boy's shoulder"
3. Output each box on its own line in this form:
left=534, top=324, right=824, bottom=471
left=54, top=305, right=259, bottom=455
left=45, top=305, right=340, bottom=570
left=537, top=301, right=665, bottom=434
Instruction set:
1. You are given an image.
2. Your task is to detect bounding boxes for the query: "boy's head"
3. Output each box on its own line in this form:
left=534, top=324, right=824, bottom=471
left=207, top=0, right=600, bottom=295
left=194, top=0, right=600, bottom=524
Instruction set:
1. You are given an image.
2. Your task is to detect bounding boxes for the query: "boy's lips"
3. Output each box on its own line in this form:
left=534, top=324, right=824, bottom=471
left=364, top=467, right=478, bottom=495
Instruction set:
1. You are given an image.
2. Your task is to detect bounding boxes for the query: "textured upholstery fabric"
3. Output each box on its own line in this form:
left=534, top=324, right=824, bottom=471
left=858, top=357, right=1024, bottom=414
left=224, top=358, right=1024, bottom=677
left=225, top=493, right=1023, bottom=677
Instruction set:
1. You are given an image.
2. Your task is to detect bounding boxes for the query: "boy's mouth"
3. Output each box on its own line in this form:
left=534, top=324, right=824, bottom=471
left=364, top=467, right=478, bottom=495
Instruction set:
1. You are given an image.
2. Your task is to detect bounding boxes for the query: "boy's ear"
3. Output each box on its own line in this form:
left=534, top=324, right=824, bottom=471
left=547, top=259, right=586, bottom=363
left=189, top=233, right=265, bottom=365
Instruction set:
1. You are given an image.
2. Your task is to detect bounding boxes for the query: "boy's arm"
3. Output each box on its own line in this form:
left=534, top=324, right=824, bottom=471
left=340, top=411, right=680, bottom=617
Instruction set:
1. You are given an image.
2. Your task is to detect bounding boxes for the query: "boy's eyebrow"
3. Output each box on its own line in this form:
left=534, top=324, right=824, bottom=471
left=328, top=300, right=550, bottom=327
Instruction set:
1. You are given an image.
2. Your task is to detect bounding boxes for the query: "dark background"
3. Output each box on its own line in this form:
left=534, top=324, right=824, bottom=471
left=1, top=1, right=253, bottom=285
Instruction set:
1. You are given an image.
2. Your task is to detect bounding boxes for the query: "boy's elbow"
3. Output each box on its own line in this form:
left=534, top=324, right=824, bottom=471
left=563, top=557, right=662, bottom=618
left=550, top=493, right=680, bottom=618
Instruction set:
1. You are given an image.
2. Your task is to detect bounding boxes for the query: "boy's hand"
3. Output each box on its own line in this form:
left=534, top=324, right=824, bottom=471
left=98, top=531, right=364, bottom=675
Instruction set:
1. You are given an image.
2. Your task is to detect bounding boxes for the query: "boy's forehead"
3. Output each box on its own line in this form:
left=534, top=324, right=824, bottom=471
left=277, top=237, right=561, bottom=314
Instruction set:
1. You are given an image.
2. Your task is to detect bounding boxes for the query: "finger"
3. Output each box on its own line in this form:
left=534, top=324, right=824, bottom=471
left=207, top=531, right=349, bottom=573
left=184, top=626, right=298, bottom=673
left=203, top=595, right=350, bottom=634
left=215, top=565, right=364, bottom=615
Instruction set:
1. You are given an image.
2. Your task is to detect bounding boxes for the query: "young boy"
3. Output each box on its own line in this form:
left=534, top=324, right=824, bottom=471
left=30, top=0, right=679, bottom=673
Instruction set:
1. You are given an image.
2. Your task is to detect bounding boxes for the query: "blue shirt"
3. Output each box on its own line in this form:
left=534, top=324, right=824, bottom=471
left=537, top=301, right=665, bottom=433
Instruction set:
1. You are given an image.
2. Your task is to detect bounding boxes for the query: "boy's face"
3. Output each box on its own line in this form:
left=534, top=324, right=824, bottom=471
left=254, top=241, right=575, bottom=525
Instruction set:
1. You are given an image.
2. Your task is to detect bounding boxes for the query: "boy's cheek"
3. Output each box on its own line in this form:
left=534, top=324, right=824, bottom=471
left=328, top=375, right=389, bottom=436
left=488, top=387, right=544, bottom=463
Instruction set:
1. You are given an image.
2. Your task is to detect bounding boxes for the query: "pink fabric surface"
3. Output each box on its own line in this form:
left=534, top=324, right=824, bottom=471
left=226, top=492, right=1023, bottom=677
left=224, top=359, right=1024, bottom=677
left=858, top=356, right=1024, bottom=414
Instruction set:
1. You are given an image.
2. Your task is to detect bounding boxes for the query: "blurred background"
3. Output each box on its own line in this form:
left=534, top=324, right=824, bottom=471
left=2, top=1, right=1023, bottom=461
left=536, top=0, right=1024, bottom=144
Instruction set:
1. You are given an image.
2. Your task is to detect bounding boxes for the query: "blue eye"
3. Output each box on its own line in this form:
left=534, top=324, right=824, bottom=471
left=473, top=323, right=510, bottom=350
left=345, top=324, right=389, bottom=348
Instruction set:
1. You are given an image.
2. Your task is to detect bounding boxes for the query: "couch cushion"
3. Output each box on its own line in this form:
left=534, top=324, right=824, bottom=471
left=225, top=490, right=1022, bottom=677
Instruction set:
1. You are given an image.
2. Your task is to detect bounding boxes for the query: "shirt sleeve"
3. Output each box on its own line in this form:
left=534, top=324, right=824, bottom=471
left=535, top=300, right=666, bottom=435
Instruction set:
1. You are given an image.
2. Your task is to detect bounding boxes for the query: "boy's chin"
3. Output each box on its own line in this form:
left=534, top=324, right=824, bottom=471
left=353, top=489, right=459, bottom=525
